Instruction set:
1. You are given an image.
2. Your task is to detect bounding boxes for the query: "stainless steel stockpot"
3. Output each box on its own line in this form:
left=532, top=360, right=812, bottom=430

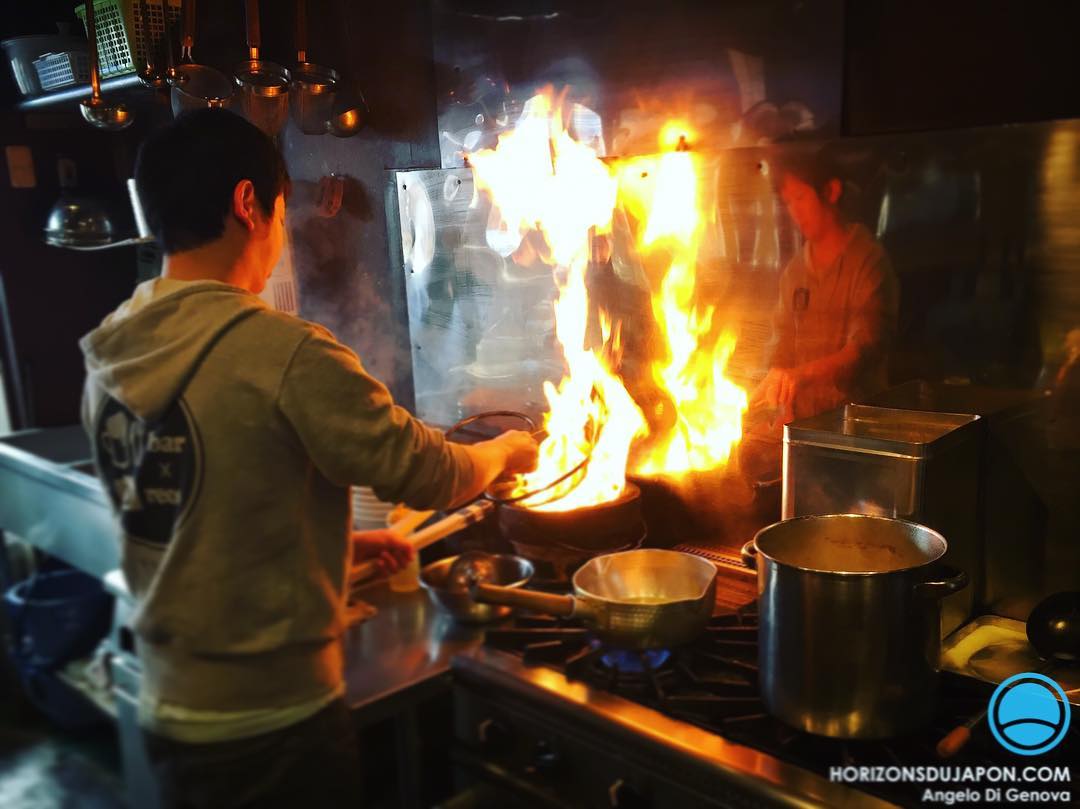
left=743, top=514, right=968, bottom=739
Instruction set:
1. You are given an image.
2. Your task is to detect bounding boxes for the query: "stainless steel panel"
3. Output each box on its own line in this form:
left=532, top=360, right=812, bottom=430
left=454, top=649, right=901, bottom=808
left=392, top=118, right=1080, bottom=610
left=394, top=167, right=564, bottom=427
left=865, top=382, right=1051, bottom=621
left=0, top=426, right=118, bottom=577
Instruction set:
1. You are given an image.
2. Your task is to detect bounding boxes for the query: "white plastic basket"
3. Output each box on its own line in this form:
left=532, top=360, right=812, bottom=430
left=352, top=487, right=394, bottom=531
left=32, top=51, right=91, bottom=91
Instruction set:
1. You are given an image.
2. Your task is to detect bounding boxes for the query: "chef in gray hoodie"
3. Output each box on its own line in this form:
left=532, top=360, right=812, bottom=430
left=80, top=109, right=538, bottom=808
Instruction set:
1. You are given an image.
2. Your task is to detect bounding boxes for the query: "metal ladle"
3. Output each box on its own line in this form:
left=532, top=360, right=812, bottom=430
left=80, top=0, right=134, bottom=130
left=1028, top=591, right=1080, bottom=664
left=327, top=88, right=368, bottom=137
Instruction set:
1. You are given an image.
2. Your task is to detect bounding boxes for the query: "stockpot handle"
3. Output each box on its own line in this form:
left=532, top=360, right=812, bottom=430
left=472, top=582, right=578, bottom=618
left=913, top=567, right=969, bottom=599
left=740, top=540, right=758, bottom=570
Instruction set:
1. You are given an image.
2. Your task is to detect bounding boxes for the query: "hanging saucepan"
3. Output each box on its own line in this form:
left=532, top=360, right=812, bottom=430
left=169, top=0, right=234, bottom=116
left=290, top=0, right=339, bottom=135
left=472, top=549, right=717, bottom=649
left=234, top=0, right=291, bottom=137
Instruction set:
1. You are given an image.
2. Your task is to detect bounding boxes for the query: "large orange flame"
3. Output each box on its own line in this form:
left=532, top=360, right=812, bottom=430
left=470, top=92, right=647, bottom=511
left=617, top=129, right=748, bottom=477
left=467, top=92, right=745, bottom=510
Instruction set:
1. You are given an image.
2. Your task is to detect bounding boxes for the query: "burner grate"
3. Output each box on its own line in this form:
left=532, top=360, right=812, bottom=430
left=484, top=602, right=1080, bottom=808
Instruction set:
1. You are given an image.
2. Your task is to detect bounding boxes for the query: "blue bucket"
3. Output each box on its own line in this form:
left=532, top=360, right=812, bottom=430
left=14, top=664, right=108, bottom=729
left=4, top=569, right=113, bottom=669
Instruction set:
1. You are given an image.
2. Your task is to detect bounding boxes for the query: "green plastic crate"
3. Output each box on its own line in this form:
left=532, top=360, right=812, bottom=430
left=75, top=0, right=181, bottom=79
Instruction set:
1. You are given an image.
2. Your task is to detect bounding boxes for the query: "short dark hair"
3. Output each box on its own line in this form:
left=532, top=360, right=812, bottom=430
left=772, top=145, right=842, bottom=201
left=134, top=109, right=290, bottom=255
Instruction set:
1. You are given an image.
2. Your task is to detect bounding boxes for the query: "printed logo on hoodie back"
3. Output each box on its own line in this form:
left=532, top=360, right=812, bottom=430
left=94, top=396, right=203, bottom=545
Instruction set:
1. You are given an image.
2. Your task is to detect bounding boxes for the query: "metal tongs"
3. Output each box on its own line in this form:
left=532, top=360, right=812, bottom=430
left=347, top=501, right=494, bottom=587
left=347, top=408, right=589, bottom=588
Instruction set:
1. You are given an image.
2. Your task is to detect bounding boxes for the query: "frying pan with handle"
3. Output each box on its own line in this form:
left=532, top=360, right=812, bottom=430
left=472, top=549, right=717, bottom=650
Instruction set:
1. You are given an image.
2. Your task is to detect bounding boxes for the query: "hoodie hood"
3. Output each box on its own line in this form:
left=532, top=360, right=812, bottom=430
left=80, top=280, right=266, bottom=421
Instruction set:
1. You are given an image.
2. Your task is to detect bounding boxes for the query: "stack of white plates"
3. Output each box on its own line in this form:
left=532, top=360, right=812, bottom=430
left=352, top=486, right=394, bottom=531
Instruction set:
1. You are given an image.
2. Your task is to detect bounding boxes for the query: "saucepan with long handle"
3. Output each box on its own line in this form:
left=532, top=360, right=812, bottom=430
left=170, top=0, right=235, bottom=116
left=472, top=549, right=717, bottom=650
left=234, top=0, right=291, bottom=136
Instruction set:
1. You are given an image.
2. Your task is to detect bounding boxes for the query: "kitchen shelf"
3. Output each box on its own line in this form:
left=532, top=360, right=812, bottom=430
left=16, top=73, right=144, bottom=112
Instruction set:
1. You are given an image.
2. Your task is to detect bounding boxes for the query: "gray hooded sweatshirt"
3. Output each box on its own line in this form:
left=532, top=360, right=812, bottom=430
left=80, top=280, right=475, bottom=717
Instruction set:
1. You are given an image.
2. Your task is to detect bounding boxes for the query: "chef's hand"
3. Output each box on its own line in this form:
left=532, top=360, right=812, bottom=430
left=492, top=430, right=539, bottom=475
left=751, top=368, right=803, bottom=425
left=352, top=529, right=414, bottom=575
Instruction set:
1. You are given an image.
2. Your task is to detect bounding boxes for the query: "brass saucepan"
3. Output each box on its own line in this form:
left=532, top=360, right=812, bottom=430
left=473, top=548, right=717, bottom=650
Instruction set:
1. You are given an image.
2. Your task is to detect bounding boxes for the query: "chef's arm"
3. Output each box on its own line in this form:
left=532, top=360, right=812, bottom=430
left=453, top=433, right=537, bottom=508
left=794, top=340, right=863, bottom=390
left=278, top=331, right=535, bottom=510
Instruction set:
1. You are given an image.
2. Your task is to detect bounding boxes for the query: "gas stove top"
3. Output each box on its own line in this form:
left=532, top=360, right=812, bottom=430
left=451, top=600, right=1078, bottom=808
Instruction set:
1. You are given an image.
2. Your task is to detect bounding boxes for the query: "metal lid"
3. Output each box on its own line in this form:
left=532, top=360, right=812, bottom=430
left=784, top=404, right=981, bottom=458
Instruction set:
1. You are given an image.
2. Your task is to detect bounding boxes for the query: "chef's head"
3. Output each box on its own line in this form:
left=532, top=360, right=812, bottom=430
left=134, top=109, right=290, bottom=293
left=775, top=148, right=845, bottom=244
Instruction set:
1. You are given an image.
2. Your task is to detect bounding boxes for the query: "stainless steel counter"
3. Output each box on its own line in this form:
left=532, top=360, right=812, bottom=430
left=343, top=579, right=485, bottom=715
left=343, top=579, right=487, bottom=809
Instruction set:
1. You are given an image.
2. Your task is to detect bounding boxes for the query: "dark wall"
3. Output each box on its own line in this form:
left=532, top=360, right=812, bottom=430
left=845, top=1, right=1080, bottom=134
left=274, top=0, right=441, bottom=408
left=0, top=107, right=150, bottom=428
left=431, top=0, right=845, bottom=166
left=0, top=0, right=440, bottom=426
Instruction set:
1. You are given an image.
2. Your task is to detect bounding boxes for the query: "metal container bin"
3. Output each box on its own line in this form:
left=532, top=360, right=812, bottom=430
left=864, top=381, right=1049, bottom=620
left=783, top=404, right=981, bottom=634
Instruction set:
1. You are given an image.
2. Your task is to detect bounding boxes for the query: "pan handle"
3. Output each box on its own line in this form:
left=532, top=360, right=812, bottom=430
left=244, top=0, right=260, bottom=59
left=181, top=0, right=195, bottom=59
left=472, top=583, right=577, bottom=618
left=740, top=540, right=758, bottom=570
left=296, top=0, right=308, bottom=62
left=913, top=567, right=969, bottom=599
